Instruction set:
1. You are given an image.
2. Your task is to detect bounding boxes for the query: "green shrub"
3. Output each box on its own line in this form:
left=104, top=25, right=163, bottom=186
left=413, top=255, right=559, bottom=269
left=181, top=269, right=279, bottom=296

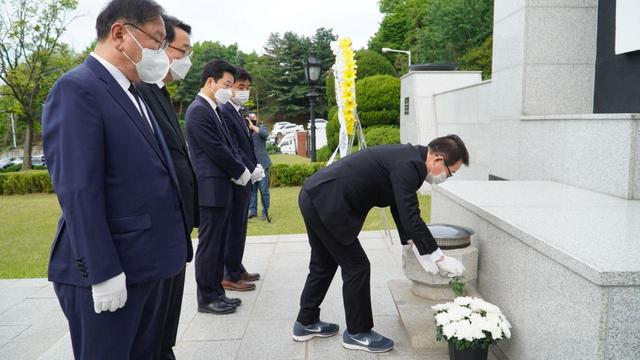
left=266, top=142, right=281, bottom=154
left=315, top=145, right=333, bottom=162
left=364, top=125, right=401, bottom=146
left=326, top=72, right=336, bottom=108
left=1, top=164, right=47, bottom=173
left=355, top=75, right=400, bottom=127
left=0, top=170, right=54, bottom=195
left=354, top=50, right=396, bottom=79
left=327, top=106, right=340, bottom=150
left=270, top=162, right=326, bottom=187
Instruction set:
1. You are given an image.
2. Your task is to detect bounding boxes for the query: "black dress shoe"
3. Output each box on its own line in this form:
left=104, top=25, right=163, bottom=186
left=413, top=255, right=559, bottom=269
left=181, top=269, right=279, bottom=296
left=198, top=300, right=236, bottom=315
left=220, top=295, right=242, bottom=306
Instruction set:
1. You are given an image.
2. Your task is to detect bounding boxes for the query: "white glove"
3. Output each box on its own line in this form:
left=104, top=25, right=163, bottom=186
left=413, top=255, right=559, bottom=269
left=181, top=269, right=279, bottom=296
left=92, top=272, right=127, bottom=313
left=232, top=168, right=251, bottom=186
left=407, top=240, right=439, bottom=274
left=437, top=256, right=465, bottom=277
left=250, top=164, right=265, bottom=183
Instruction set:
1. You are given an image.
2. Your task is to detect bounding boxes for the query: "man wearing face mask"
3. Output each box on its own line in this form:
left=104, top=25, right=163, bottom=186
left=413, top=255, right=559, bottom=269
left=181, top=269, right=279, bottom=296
left=41, top=0, right=189, bottom=358
left=219, top=67, right=263, bottom=292
left=186, top=60, right=255, bottom=315
left=291, top=135, right=469, bottom=353
left=134, top=15, right=196, bottom=360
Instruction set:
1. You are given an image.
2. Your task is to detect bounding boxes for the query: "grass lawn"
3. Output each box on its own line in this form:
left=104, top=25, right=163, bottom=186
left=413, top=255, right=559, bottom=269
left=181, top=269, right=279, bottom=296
left=0, top=188, right=430, bottom=279
left=269, top=153, right=311, bottom=165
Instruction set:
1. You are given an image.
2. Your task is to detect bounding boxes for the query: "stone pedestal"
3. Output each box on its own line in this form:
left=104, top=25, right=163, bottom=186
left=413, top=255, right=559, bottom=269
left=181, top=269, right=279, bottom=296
left=402, top=245, right=478, bottom=300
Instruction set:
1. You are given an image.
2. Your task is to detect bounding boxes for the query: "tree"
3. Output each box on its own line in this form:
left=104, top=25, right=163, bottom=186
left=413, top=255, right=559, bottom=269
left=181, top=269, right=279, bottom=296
left=261, top=28, right=336, bottom=123
left=0, top=0, right=78, bottom=170
left=414, top=0, right=493, bottom=66
left=368, top=0, right=493, bottom=76
left=172, top=41, right=241, bottom=118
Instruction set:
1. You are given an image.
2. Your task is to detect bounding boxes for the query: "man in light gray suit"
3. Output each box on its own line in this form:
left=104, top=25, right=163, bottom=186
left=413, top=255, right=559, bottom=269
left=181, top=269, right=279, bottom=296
left=248, top=113, right=272, bottom=221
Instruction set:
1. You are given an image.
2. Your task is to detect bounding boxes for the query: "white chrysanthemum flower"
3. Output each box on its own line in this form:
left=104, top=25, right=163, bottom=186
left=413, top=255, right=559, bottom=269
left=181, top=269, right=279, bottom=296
left=447, top=305, right=472, bottom=322
left=454, top=296, right=474, bottom=306
left=454, top=320, right=477, bottom=341
left=500, top=319, right=512, bottom=339
left=489, top=326, right=503, bottom=340
left=432, top=302, right=454, bottom=312
left=435, top=312, right=451, bottom=326
left=442, top=322, right=457, bottom=339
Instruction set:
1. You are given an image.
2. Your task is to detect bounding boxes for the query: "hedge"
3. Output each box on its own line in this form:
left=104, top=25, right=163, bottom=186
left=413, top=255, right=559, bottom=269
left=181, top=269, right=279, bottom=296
left=355, top=75, right=400, bottom=127
left=269, top=162, right=326, bottom=187
left=354, top=50, right=396, bottom=79
left=0, top=164, right=328, bottom=195
left=0, top=170, right=54, bottom=195
left=364, top=125, right=401, bottom=146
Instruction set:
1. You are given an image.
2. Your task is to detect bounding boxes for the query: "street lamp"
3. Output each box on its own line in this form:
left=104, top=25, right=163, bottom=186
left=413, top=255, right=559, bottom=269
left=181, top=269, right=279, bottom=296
left=381, top=47, right=412, bottom=70
left=304, top=55, right=322, bottom=162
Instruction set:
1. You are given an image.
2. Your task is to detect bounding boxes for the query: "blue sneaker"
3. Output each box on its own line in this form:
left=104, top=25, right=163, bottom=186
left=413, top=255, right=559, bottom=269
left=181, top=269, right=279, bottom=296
left=342, top=330, right=394, bottom=353
left=292, top=320, right=339, bottom=342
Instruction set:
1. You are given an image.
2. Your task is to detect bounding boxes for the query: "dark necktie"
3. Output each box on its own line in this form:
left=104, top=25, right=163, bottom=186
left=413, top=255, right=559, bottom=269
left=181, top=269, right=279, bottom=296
left=128, top=83, right=153, bottom=133
left=160, top=85, right=171, bottom=101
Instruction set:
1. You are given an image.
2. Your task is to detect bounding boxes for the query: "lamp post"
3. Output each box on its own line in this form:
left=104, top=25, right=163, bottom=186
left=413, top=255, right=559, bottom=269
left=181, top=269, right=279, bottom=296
left=381, top=47, right=412, bottom=70
left=304, top=55, right=322, bottom=162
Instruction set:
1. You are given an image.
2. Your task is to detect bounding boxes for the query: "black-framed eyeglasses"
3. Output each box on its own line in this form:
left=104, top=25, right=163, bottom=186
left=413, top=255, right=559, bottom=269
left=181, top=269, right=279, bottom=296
left=168, top=44, right=192, bottom=57
left=442, top=157, right=454, bottom=178
left=124, top=23, right=168, bottom=51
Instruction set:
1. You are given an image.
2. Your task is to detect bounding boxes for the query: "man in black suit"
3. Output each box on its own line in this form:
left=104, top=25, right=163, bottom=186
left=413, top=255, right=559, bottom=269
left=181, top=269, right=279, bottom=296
left=135, top=15, right=195, bottom=359
left=185, top=60, right=264, bottom=315
left=220, top=67, right=263, bottom=292
left=291, top=135, right=469, bottom=353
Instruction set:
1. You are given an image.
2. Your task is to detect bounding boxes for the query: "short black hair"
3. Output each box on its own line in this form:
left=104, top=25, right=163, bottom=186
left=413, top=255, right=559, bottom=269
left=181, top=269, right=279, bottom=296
left=200, top=60, right=237, bottom=88
left=162, top=14, right=176, bottom=43
left=96, top=0, right=164, bottom=40
left=164, top=15, right=192, bottom=36
left=235, top=67, right=252, bottom=82
left=428, top=134, right=469, bottom=166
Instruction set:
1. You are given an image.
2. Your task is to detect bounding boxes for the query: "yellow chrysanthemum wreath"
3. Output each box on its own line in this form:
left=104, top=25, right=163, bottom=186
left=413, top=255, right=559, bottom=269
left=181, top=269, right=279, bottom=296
left=334, top=37, right=357, bottom=135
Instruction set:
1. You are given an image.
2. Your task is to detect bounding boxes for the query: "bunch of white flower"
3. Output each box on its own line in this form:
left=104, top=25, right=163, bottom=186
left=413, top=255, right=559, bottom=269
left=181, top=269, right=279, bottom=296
left=432, top=297, right=512, bottom=347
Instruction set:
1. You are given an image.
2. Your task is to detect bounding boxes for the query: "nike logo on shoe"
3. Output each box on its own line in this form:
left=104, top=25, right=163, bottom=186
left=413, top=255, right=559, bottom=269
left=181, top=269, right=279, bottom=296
left=350, top=336, right=371, bottom=346
left=305, top=326, right=323, bottom=333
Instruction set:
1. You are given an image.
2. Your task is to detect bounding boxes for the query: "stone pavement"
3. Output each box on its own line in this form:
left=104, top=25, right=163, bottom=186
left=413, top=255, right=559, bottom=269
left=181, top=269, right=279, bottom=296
left=0, top=231, right=494, bottom=360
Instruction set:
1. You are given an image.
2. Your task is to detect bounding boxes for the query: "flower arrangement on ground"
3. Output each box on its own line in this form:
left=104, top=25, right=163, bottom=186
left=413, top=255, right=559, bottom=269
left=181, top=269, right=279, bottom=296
left=432, top=296, right=511, bottom=353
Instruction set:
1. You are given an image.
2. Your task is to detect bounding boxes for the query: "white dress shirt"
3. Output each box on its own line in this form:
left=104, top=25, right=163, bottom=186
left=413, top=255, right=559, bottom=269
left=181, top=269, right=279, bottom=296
left=90, top=52, right=153, bottom=131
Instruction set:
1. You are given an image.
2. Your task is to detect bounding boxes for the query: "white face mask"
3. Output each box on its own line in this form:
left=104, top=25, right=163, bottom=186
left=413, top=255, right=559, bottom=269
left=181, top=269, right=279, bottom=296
left=122, top=28, right=170, bottom=83
left=425, top=172, right=447, bottom=185
left=214, top=87, right=233, bottom=104
left=170, top=55, right=192, bottom=81
left=233, top=90, right=250, bottom=105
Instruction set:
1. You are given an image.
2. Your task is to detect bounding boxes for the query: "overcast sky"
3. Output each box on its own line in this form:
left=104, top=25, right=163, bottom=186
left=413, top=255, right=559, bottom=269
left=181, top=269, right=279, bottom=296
left=60, top=0, right=383, bottom=54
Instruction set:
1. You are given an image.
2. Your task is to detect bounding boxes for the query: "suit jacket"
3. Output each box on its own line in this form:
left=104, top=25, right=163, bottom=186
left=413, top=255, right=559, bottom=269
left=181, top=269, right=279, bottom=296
left=220, top=103, right=257, bottom=173
left=136, top=81, right=199, bottom=252
left=42, top=56, right=188, bottom=287
left=185, top=96, right=246, bottom=207
left=302, top=144, right=438, bottom=255
left=251, top=124, right=272, bottom=169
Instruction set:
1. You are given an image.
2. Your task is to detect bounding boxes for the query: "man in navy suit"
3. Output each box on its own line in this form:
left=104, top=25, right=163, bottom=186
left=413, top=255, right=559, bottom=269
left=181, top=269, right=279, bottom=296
left=41, top=0, right=189, bottom=358
left=185, top=60, right=264, bottom=314
left=135, top=15, right=195, bottom=360
left=220, top=67, right=263, bottom=292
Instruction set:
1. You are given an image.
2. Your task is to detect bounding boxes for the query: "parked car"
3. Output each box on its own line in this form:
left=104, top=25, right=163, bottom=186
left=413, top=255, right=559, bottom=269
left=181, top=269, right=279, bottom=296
left=278, top=133, right=296, bottom=155
left=31, top=154, right=46, bottom=167
left=272, top=121, right=294, bottom=132
left=272, top=124, right=304, bottom=144
left=1, top=157, right=22, bottom=169
left=0, top=157, right=14, bottom=169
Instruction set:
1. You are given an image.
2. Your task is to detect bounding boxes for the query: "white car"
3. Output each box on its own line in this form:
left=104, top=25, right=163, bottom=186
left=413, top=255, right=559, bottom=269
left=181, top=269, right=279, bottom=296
left=278, top=136, right=297, bottom=155
left=272, top=124, right=304, bottom=144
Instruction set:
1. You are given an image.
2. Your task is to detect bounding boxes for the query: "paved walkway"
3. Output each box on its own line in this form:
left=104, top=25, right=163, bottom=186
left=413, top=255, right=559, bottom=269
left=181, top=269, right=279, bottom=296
left=0, top=231, right=480, bottom=360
